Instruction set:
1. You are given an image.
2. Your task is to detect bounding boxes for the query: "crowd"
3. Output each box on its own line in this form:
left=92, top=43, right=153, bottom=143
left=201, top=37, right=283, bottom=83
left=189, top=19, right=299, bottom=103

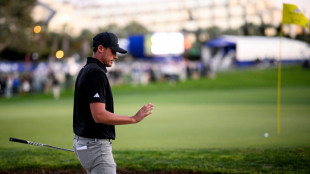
left=0, top=68, right=64, bottom=99
left=0, top=58, right=80, bottom=99
left=0, top=57, right=209, bottom=99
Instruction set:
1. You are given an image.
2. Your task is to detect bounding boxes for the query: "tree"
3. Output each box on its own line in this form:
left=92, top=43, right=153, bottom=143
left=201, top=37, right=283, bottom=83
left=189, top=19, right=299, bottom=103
left=74, top=29, right=93, bottom=59
left=241, top=22, right=265, bottom=36
left=205, top=26, right=222, bottom=40
left=97, top=21, right=149, bottom=38
left=97, top=23, right=124, bottom=37
left=123, top=21, right=149, bottom=36
left=0, top=0, right=37, bottom=60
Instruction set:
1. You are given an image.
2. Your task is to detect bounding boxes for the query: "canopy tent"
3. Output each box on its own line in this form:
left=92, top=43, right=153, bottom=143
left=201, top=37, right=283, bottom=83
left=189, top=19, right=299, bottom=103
left=204, top=37, right=236, bottom=48
left=204, top=35, right=310, bottom=62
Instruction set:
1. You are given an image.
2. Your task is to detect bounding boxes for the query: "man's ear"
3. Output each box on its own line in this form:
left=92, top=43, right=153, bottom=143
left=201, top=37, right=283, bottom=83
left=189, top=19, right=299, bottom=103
left=97, top=45, right=105, bottom=52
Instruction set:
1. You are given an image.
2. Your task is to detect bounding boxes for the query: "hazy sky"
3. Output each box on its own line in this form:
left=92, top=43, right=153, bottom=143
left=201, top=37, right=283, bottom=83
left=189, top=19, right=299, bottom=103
left=274, top=0, right=310, bottom=17
left=38, top=0, right=310, bottom=35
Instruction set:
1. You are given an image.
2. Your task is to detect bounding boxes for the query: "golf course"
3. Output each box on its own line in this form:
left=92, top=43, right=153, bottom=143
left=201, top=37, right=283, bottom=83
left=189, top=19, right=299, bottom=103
left=0, top=65, right=310, bottom=173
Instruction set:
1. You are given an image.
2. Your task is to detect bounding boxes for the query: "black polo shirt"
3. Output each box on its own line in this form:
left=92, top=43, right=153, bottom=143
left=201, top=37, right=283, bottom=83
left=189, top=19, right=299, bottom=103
left=73, top=57, right=115, bottom=139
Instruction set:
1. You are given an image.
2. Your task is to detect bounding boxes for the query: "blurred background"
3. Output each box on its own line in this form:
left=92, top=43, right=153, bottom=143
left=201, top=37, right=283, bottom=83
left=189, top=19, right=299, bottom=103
left=0, top=0, right=309, bottom=98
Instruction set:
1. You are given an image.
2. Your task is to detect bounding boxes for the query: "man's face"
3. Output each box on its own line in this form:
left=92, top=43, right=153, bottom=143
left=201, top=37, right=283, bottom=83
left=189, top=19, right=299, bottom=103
left=98, top=46, right=118, bottom=67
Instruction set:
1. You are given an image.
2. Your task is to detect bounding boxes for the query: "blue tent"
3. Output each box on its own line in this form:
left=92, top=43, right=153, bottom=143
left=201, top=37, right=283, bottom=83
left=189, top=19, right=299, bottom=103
left=128, top=35, right=145, bottom=57
left=204, top=37, right=236, bottom=48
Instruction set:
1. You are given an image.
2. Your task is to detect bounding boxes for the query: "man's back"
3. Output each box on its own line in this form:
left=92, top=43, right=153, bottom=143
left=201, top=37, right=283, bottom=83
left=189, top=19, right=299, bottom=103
left=73, top=57, right=115, bottom=139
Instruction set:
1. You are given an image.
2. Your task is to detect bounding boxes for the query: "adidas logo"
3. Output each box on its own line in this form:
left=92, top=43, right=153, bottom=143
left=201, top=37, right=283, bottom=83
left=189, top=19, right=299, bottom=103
left=93, top=93, right=100, bottom=98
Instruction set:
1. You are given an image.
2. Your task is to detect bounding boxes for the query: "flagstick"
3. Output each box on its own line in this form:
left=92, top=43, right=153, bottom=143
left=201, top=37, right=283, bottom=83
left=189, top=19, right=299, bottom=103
left=277, top=23, right=283, bottom=134
left=277, top=2, right=309, bottom=135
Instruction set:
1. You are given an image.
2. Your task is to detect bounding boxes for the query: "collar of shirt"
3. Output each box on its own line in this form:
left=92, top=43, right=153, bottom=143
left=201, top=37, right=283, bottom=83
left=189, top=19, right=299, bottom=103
left=86, top=57, right=107, bottom=73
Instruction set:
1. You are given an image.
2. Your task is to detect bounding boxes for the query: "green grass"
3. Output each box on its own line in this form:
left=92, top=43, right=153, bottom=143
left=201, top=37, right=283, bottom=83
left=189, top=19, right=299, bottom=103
left=1, top=147, right=309, bottom=173
left=0, top=65, right=310, bottom=173
left=114, top=147, right=310, bottom=173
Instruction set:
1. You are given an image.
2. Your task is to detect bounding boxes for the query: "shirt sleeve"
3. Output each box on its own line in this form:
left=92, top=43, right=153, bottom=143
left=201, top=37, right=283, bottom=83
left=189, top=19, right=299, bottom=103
left=86, top=70, right=107, bottom=104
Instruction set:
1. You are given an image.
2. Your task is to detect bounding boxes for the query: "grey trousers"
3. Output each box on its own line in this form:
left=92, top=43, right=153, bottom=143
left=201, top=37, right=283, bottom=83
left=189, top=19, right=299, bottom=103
left=73, top=135, right=116, bottom=174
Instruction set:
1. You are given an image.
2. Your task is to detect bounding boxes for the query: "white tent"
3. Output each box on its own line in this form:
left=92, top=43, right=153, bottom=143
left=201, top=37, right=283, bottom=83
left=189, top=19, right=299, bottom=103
left=203, top=35, right=310, bottom=67
left=233, top=36, right=310, bottom=61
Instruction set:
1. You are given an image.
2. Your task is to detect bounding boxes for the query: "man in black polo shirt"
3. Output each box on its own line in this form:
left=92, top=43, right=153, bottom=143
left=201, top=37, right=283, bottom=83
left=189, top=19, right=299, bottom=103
left=73, top=32, right=154, bottom=174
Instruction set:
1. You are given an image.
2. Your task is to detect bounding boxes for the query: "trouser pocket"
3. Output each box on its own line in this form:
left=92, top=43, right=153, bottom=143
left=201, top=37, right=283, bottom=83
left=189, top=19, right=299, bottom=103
left=74, top=138, right=116, bottom=173
left=73, top=139, right=96, bottom=170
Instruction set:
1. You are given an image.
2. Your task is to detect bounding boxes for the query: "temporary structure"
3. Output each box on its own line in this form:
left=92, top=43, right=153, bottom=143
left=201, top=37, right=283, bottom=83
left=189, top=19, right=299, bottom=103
left=202, top=35, right=310, bottom=69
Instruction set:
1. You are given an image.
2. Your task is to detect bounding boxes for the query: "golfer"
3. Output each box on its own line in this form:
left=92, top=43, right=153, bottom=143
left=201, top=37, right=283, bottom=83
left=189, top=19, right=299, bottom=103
left=73, top=32, right=154, bottom=174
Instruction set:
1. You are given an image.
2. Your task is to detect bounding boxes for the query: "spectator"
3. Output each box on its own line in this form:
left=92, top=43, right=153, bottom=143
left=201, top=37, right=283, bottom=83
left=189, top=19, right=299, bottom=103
left=12, top=72, right=20, bottom=95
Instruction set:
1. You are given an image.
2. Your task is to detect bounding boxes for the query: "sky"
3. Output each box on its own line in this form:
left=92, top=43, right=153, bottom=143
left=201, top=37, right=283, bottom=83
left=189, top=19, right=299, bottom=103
left=58, top=0, right=310, bottom=14
left=274, top=0, right=310, bottom=17
left=35, top=0, right=310, bottom=35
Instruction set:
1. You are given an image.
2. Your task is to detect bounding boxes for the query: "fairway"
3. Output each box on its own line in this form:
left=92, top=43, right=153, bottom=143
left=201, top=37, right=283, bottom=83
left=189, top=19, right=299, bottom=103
left=1, top=87, right=309, bottom=150
left=115, top=87, right=310, bottom=149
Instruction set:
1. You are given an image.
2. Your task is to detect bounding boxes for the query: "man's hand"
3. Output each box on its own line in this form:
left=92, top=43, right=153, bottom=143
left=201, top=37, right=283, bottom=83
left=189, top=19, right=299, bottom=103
left=132, top=103, right=154, bottom=123
left=90, top=102, right=154, bottom=125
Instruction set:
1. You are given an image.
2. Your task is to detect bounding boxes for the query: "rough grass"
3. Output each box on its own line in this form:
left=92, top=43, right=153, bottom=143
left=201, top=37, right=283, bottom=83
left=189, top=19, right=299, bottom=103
left=1, top=147, right=310, bottom=173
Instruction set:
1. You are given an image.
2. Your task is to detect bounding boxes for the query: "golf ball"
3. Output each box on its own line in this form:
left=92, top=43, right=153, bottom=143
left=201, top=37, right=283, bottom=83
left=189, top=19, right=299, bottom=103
left=264, top=132, right=269, bottom=138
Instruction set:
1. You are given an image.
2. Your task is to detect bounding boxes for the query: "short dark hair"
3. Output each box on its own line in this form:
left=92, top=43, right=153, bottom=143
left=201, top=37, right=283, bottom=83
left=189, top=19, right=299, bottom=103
left=93, top=47, right=98, bottom=53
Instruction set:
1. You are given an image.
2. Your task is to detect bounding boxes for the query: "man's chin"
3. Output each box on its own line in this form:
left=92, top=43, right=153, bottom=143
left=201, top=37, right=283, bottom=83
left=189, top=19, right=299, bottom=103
left=104, top=63, right=113, bottom=67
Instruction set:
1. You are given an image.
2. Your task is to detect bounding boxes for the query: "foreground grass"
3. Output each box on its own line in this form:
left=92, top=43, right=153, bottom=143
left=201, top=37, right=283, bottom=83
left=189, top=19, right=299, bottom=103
left=114, top=147, right=310, bottom=173
left=1, top=147, right=310, bottom=173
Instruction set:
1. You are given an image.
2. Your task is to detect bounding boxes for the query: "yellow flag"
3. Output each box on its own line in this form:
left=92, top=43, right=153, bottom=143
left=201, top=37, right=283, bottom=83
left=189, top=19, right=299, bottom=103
left=282, top=3, right=309, bottom=28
